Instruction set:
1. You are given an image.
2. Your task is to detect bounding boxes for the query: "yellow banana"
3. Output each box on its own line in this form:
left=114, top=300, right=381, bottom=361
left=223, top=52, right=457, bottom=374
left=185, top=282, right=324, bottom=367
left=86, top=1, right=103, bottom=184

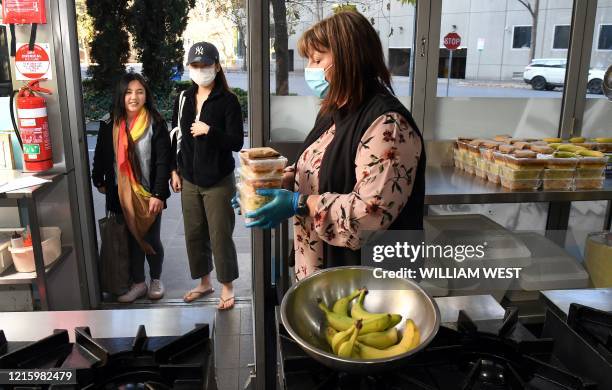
left=576, top=149, right=605, bottom=157
left=592, top=137, right=612, bottom=143
left=548, top=143, right=561, bottom=149
left=332, top=289, right=362, bottom=316
left=543, top=138, right=562, bottom=143
left=357, top=319, right=420, bottom=360
left=360, top=314, right=393, bottom=335
left=318, top=301, right=353, bottom=331
left=553, top=151, right=577, bottom=158
left=331, top=324, right=355, bottom=354
left=350, top=290, right=402, bottom=323
left=557, top=144, right=585, bottom=152
left=325, top=326, right=337, bottom=349
left=388, top=314, right=402, bottom=329
left=337, top=320, right=362, bottom=358
left=357, top=326, right=398, bottom=349
left=570, top=137, right=586, bottom=143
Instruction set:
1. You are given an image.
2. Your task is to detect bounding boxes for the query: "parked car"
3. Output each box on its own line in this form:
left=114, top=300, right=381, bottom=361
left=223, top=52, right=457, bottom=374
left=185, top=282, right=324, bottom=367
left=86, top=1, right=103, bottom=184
left=523, top=58, right=604, bottom=94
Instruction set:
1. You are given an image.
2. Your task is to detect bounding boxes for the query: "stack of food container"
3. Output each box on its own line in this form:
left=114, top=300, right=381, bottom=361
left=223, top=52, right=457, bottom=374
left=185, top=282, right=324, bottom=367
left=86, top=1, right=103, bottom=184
left=453, top=136, right=610, bottom=191
left=237, top=147, right=288, bottom=222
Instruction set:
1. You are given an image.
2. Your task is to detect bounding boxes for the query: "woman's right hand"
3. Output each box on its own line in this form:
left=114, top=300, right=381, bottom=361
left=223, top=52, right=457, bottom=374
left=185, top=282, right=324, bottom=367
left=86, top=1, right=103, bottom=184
left=171, top=171, right=182, bottom=193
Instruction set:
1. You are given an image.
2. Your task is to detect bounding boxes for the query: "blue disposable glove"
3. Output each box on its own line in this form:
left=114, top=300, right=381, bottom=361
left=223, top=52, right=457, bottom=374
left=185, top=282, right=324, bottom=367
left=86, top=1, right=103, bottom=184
left=231, top=193, right=241, bottom=214
left=245, top=189, right=300, bottom=229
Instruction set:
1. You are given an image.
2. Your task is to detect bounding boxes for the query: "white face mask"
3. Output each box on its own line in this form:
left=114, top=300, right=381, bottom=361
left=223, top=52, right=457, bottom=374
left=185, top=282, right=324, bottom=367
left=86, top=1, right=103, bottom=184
left=190, top=67, right=216, bottom=86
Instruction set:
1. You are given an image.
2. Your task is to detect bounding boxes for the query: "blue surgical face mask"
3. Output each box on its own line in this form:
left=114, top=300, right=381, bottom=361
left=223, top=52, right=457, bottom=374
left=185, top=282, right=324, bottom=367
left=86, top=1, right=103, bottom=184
left=304, top=64, right=332, bottom=98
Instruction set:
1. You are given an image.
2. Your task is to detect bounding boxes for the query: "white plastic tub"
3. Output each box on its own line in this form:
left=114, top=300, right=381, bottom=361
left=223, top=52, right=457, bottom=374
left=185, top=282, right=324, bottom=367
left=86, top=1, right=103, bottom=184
left=9, top=227, right=62, bottom=273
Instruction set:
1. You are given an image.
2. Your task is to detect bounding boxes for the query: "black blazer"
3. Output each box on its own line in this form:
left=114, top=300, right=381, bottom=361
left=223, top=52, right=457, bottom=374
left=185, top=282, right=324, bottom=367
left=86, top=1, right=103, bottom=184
left=92, top=117, right=171, bottom=213
left=171, top=82, right=243, bottom=187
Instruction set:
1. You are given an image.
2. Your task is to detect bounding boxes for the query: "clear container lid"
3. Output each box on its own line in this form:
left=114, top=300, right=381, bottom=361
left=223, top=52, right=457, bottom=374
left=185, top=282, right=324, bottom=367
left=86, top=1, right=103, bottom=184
left=239, top=155, right=288, bottom=172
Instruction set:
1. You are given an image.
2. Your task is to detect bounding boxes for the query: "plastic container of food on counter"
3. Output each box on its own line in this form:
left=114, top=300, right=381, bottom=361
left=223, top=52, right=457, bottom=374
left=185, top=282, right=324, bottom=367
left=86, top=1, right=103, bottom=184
left=576, top=156, right=608, bottom=169
left=543, top=157, right=578, bottom=169
left=574, top=178, right=605, bottom=190
left=486, top=171, right=501, bottom=184
left=8, top=227, right=62, bottom=273
left=500, top=177, right=540, bottom=190
left=503, top=154, right=547, bottom=171
left=542, top=178, right=573, bottom=191
left=474, top=166, right=487, bottom=179
left=543, top=169, right=575, bottom=179
left=239, top=167, right=282, bottom=189
left=500, top=165, right=542, bottom=180
left=576, top=167, right=605, bottom=179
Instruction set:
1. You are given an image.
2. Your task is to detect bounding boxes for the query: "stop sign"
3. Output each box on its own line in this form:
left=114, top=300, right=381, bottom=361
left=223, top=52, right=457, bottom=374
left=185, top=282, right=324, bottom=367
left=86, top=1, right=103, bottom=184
left=444, top=32, right=461, bottom=50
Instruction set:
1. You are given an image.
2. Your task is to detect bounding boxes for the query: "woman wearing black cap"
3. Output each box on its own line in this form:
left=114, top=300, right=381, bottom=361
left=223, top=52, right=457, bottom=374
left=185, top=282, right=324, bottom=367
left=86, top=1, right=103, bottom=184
left=170, top=42, right=243, bottom=310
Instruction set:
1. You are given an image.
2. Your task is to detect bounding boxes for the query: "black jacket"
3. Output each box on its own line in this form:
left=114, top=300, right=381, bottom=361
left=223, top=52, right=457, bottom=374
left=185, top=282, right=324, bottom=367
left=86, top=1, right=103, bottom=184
left=92, top=117, right=172, bottom=213
left=171, top=82, right=243, bottom=187
left=297, top=92, right=426, bottom=268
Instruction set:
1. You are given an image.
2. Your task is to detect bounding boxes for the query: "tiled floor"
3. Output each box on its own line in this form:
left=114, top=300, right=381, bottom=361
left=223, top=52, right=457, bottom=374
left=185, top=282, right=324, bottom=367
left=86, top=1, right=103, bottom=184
left=215, top=303, right=255, bottom=390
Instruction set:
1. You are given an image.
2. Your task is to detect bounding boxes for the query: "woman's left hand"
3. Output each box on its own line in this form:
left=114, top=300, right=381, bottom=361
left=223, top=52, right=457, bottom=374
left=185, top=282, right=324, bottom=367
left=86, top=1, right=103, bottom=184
left=245, top=189, right=298, bottom=229
left=191, top=121, right=210, bottom=137
left=149, top=197, right=164, bottom=215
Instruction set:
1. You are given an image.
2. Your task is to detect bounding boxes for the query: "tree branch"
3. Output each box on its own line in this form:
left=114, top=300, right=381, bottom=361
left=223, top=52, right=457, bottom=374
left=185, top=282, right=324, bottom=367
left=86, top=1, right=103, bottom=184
left=516, top=0, right=534, bottom=18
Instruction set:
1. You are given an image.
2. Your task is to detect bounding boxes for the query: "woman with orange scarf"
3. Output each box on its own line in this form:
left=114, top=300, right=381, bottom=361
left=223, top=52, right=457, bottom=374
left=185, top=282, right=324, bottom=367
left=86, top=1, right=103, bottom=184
left=92, top=73, right=171, bottom=303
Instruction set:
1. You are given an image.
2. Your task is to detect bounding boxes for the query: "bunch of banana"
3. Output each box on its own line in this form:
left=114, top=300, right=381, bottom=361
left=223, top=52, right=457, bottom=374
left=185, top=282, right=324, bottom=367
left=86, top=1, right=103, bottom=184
left=548, top=143, right=562, bottom=150
left=356, top=319, right=421, bottom=359
left=590, top=137, right=612, bottom=143
left=556, top=144, right=586, bottom=153
left=569, top=137, right=586, bottom=143
left=543, top=137, right=562, bottom=143
left=576, top=149, right=605, bottom=158
left=553, top=151, right=577, bottom=158
left=318, top=289, right=419, bottom=360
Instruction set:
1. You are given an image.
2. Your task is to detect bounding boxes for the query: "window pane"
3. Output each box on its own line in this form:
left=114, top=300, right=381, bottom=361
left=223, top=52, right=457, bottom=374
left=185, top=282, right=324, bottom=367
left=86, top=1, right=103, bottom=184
left=598, top=24, right=612, bottom=50
left=553, top=25, right=570, bottom=49
left=434, top=0, right=572, bottom=138
left=513, top=26, right=532, bottom=49
left=270, top=2, right=417, bottom=142
left=582, top=6, right=612, bottom=131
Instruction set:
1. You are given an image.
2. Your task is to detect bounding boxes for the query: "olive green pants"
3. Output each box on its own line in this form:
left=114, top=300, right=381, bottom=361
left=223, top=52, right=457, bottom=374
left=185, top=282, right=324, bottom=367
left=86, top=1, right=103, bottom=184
left=181, top=174, right=238, bottom=283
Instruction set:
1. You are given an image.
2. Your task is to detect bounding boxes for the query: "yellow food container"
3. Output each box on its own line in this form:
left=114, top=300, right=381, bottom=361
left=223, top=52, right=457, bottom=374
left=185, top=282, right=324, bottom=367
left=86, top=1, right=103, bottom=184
left=584, top=232, right=612, bottom=287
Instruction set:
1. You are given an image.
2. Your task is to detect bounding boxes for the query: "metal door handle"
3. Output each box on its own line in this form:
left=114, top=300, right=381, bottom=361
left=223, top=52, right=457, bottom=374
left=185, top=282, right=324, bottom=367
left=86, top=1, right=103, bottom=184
left=420, top=37, right=427, bottom=57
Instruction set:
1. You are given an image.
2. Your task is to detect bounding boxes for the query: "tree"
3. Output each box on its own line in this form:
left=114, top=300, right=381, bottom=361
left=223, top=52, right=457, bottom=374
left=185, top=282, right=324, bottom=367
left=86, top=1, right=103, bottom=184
left=271, top=0, right=290, bottom=95
left=206, top=0, right=248, bottom=71
left=129, top=0, right=196, bottom=93
left=517, top=0, right=540, bottom=63
left=86, top=0, right=130, bottom=90
left=75, top=0, right=94, bottom=65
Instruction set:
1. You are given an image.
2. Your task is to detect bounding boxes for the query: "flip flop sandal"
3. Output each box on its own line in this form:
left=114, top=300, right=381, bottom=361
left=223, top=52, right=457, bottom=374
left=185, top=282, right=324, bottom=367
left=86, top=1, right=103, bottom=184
left=218, top=296, right=235, bottom=310
left=183, top=288, right=214, bottom=303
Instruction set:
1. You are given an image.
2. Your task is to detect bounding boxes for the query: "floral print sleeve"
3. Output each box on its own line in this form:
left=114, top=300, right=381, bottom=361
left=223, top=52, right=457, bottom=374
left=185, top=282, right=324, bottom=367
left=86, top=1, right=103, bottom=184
left=312, top=112, right=422, bottom=250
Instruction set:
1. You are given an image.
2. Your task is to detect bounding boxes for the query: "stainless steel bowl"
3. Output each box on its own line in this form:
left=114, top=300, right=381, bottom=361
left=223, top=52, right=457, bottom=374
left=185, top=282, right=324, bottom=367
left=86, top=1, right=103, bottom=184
left=280, top=266, right=440, bottom=373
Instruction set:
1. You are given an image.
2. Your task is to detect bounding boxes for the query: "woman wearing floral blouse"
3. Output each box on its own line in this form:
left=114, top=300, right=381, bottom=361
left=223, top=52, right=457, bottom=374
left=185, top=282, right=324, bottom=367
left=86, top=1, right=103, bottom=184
left=240, top=11, right=426, bottom=280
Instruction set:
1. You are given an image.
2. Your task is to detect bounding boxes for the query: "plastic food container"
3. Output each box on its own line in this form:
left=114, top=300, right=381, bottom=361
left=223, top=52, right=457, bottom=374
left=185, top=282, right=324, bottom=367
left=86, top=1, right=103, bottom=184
left=543, top=169, right=575, bottom=179
left=576, top=167, right=605, bottom=179
left=8, top=227, right=62, bottom=273
left=239, top=154, right=288, bottom=173
left=487, top=172, right=501, bottom=184
left=503, top=155, right=547, bottom=170
left=574, top=178, right=604, bottom=190
left=240, top=164, right=284, bottom=177
left=237, top=183, right=273, bottom=220
left=576, top=157, right=607, bottom=169
left=239, top=168, right=282, bottom=189
left=542, top=179, right=573, bottom=191
left=584, top=232, right=612, bottom=287
left=500, top=177, right=539, bottom=190
left=500, top=165, right=542, bottom=180
left=474, top=166, right=487, bottom=179
left=543, top=157, right=578, bottom=169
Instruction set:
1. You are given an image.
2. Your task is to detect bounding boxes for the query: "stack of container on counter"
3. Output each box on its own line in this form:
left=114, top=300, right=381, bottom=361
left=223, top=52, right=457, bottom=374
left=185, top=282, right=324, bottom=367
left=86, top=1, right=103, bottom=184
left=237, top=147, right=288, bottom=222
left=453, top=136, right=611, bottom=190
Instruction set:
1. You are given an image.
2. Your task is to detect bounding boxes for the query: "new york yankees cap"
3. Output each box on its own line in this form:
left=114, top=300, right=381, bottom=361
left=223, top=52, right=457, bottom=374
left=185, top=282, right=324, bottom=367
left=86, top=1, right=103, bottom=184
left=187, top=41, right=219, bottom=65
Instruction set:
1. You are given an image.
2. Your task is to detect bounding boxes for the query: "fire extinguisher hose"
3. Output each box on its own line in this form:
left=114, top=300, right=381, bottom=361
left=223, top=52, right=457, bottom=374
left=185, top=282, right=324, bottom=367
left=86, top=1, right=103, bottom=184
left=9, top=90, right=24, bottom=148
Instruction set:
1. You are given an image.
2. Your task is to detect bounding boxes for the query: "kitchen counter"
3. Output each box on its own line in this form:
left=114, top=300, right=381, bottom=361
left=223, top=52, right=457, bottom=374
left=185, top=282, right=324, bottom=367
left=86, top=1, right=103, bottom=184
left=0, top=169, right=65, bottom=199
left=434, top=294, right=506, bottom=323
left=0, top=306, right=217, bottom=341
left=425, top=166, right=612, bottom=204
left=541, top=288, right=612, bottom=319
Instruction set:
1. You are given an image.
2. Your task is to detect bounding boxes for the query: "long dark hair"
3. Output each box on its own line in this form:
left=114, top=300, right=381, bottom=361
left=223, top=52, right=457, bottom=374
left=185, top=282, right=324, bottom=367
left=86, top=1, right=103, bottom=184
left=112, top=72, right=164, bottom=126
left=112, top=73, right=163, bottom=182
left=298, top=11, right=393, bottom=115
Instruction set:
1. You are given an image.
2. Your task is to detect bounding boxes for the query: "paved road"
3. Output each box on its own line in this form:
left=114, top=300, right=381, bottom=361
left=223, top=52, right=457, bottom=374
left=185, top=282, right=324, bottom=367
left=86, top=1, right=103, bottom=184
left=82, top=64, right=604, bottom=99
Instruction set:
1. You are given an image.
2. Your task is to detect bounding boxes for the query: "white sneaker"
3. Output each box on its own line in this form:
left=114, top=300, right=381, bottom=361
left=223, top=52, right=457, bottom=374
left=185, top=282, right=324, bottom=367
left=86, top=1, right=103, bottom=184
left=148, top=279, right=165, bottom=300
left=117, top=283, right=147, bottom=303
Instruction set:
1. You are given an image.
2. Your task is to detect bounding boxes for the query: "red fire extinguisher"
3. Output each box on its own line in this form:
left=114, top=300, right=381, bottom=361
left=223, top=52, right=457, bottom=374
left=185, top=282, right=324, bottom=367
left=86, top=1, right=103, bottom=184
left=13, top=80, right=53, bottom=171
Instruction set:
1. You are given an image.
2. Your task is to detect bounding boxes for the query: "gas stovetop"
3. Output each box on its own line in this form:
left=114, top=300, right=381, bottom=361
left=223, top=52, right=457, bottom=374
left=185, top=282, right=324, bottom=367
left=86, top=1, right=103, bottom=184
left=0, top=323, right=215, bottom=389
left=277, top=305, right=612, bottom=390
